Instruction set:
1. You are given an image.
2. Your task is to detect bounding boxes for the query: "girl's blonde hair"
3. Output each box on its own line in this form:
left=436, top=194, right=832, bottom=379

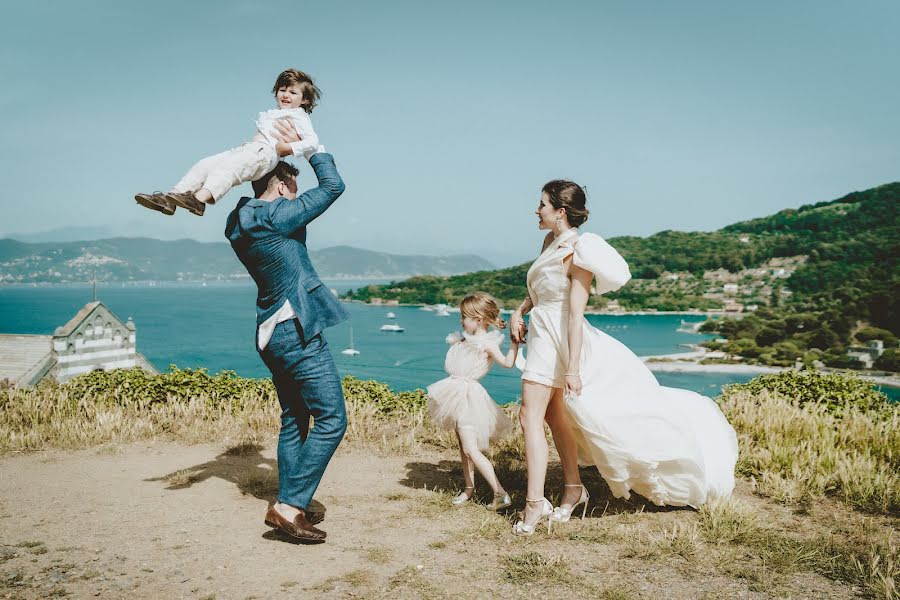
left=460, top=292, right=507, bottom=330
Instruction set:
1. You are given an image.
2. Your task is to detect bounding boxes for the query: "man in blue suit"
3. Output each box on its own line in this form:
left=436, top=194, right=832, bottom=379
left=225, top=146, right=347, bottom=543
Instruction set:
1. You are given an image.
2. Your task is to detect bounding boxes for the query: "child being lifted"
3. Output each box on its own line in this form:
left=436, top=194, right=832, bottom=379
left=135, top=69, right=321, bottom=216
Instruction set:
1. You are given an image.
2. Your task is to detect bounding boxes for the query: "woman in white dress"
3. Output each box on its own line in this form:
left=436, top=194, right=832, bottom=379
left=510, top=180, right=738, bottom=535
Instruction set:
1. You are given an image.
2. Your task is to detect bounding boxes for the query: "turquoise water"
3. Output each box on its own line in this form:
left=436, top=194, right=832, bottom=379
left=2, top=283, right=896, bottom=402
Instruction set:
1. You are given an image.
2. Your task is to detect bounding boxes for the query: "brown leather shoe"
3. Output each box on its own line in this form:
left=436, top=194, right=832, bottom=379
left=135, top=192, right=176, bottom=215
left=264, top=504, right=326, bottom=542
left=165, top=192, right=206, bottom=216
left=265, top=501, right=324, bottom=525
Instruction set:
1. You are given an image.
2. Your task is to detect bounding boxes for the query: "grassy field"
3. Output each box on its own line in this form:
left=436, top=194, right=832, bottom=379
left=1, top=369, right=897, bottom=598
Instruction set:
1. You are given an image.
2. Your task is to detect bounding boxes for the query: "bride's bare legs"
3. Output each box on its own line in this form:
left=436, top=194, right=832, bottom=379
left=520, top=381, right=554, bottom=524
left=544, top=388, right=583, bottom=508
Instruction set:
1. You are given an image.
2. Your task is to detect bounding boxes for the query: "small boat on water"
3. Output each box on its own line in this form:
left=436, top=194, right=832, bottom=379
left=677, top=319, right=704, bottom=334
left=380, top=323, right=405, bottom=332
left=341, top=327, right=360, bottom=355
left=386, top=312, right=396, bottom=319
left=435, top=309, right=451, bottom=317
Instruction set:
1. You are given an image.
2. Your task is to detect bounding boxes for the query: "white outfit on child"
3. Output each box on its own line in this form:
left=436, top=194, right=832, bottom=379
left=427, top=330, right=514, bottom=450
left=519, top=228, right=738, bottom=508
left=172, top=107, right=320, bottom=203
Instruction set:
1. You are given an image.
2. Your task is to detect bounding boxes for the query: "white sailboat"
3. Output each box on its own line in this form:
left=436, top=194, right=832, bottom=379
left=380, top=323, right=405, bottom=332
left=341, top=327, right=361, bottom=355
left=677, top=320, right=704, bottom=334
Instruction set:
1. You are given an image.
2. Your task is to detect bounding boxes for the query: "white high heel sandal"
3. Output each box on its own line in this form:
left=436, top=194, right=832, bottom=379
left=551, top=484, right=590, bottom=523
left=513, top=498, right=554, bottom=536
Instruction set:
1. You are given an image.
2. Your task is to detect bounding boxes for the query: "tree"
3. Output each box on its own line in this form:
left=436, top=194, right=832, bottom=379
left=874, top=349, right=900, bottom=372
left=809, top=324, right=840, bottom=350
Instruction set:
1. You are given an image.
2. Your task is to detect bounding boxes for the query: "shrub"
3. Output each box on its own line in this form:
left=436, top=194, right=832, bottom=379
left=719, top=370, right=899, bottom=513
left=723, top=369, right=890, bottom=414
left=62, top=366, right=275, bottom=410
left=874, top=348, right=900, bottom=373
left=856, top=326, right=898, bottom=347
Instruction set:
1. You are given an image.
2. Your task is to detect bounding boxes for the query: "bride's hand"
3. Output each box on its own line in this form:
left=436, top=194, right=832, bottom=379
left=565, top=374, right=582, bottom=398
left=509, top=311, right=527, bottom=343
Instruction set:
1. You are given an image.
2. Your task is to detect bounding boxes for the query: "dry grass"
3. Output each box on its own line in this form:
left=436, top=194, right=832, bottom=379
left=162, top=468, right=203, bottom=487
left=697, top=498, right=759, bottom=545
left=0, top=382, right=281, bottom=453
left=2, top=370, right=898, bottom=597
left=501, top=551, right=570, bottom=585
left=719, top=388, right=900, bottom=513
left=364, top=547, right=393, bottom=565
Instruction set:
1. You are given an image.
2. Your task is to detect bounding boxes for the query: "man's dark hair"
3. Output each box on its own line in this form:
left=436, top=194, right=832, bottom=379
left=253, top=161, right=300, bottom=198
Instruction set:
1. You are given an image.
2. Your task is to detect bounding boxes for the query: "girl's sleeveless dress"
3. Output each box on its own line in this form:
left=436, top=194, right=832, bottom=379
left=426, top=330, right=514, bottom=450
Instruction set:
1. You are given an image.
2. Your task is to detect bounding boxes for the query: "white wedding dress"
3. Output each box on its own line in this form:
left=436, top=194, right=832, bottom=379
left=518, top=228, right=738, bottom=507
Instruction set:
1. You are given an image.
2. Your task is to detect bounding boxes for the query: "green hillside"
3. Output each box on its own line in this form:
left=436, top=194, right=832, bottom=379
left=344, top=183, right=900, bottom=369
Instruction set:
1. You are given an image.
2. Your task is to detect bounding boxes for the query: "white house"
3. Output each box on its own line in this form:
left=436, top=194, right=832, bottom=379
left=0, top=301, right=156, bottom=386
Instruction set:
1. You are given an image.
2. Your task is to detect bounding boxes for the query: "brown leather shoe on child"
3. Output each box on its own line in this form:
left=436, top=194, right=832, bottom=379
left=164, top=192, right=206, bottom=216
left=135, top=192, right=176, bottom=215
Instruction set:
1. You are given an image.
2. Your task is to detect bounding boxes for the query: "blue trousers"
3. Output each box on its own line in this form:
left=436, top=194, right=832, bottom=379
left=259, top=320, right=347, bottom=510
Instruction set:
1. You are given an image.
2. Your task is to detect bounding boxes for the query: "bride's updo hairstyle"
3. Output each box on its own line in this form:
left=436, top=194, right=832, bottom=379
left=460, top=292, right=507, bottom=330
left=542, top=180, right=589, bottom=227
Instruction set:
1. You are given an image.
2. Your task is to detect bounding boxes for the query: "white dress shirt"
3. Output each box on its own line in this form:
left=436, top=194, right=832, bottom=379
left=254, top=107, right=320, bottom=160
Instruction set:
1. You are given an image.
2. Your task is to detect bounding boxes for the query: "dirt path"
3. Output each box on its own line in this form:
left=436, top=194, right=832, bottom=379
left=0, top=442, right=862, bottom=599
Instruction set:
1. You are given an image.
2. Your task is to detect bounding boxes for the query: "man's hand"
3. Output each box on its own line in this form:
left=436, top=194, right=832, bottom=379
left=274, top=118, right=301, bottom=157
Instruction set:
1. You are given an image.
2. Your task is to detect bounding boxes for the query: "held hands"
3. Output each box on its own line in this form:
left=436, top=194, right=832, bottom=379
left=509, top=310, right=527, bottom=344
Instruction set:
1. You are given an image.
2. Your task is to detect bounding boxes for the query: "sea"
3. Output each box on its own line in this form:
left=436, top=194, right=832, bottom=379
left=2, top=282, right=897, bottom=403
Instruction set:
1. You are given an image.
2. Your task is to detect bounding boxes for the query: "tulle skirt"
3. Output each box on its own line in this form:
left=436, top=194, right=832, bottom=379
left=426, top=377, right=513, bottom=450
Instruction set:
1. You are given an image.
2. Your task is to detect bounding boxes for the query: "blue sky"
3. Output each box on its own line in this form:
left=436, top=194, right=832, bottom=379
left=1, top=1, right=898, bottom=266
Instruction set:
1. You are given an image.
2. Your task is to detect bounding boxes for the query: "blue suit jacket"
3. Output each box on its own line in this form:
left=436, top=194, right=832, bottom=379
left=225, top=153, right=349, bottom=346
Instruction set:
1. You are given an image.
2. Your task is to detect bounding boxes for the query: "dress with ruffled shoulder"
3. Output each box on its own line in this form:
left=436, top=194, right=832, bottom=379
left=426, top=330, right=514, bottom=450
left=520, top=228, right=738, bottom=508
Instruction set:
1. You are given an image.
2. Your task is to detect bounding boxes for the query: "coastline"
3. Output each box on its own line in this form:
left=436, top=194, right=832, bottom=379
left=344, top=300, right=716, bottom=318
left=641, top=352, right=900, bottom=388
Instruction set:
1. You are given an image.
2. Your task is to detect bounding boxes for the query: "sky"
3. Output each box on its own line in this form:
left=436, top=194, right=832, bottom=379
left=1, top=0, right=898, bottom=266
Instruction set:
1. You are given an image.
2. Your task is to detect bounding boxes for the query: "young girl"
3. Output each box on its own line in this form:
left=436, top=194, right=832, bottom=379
left=135, top=69, right=321, bottom=217
left=426, top=292, right=518, bottom=510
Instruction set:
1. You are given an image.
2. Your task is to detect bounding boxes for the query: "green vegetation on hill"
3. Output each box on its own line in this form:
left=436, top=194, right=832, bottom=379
left=346, top=183, right=900, bottom=370
left=701, top=184, right=899, bottom=369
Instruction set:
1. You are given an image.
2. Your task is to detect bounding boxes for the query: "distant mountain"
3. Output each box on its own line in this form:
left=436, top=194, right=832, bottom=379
left=8, top=226, right=118, bottom=243
left=311, top=246, right=493, bottom=278
left=0, top=238, right=493, bottom=283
